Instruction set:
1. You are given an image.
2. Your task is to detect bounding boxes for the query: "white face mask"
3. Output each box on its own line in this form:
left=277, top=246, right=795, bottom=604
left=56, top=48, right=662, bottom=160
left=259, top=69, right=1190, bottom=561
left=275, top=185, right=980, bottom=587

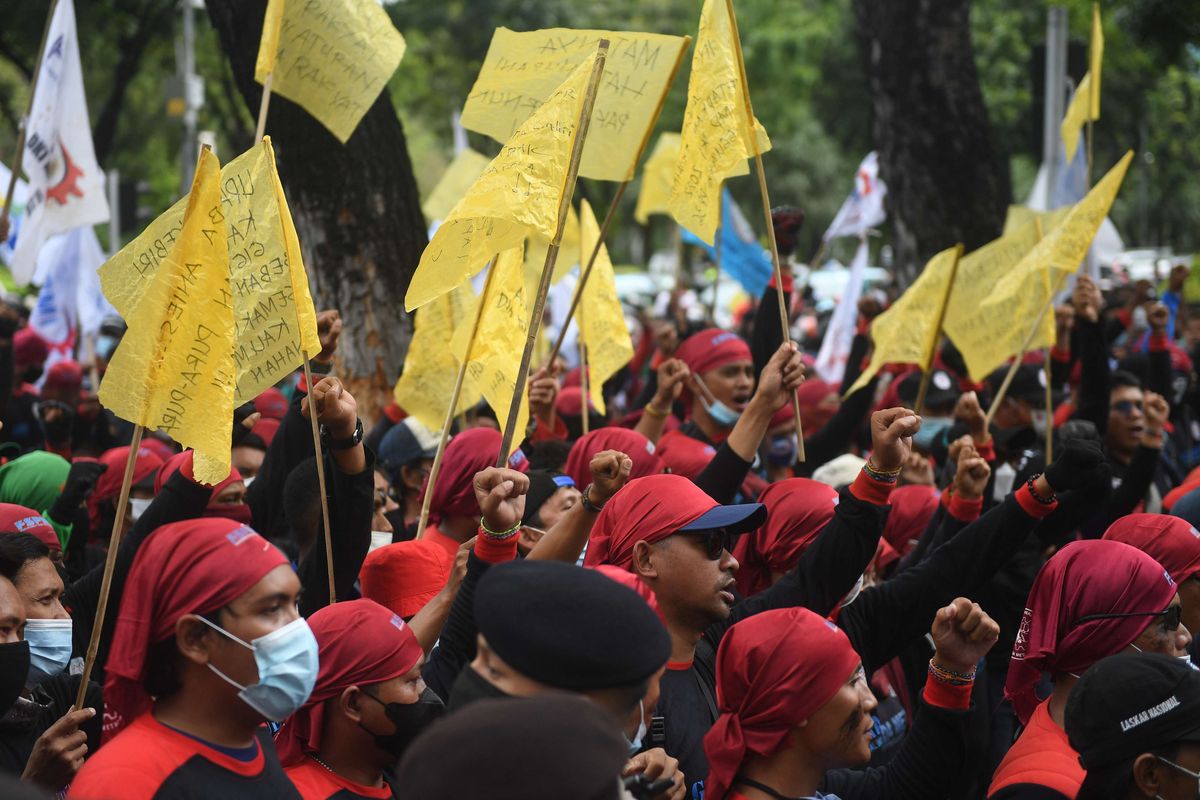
left=128, top=497, right=152, bottom=522
left=242, top=476, right=256, bottom=488
left=198, top=616, right=319, bottom=721
left=1030, top=409, right=1049, bottom=438
left=627, top=699, right=647, bottom=754
left=369, top=531, right=392, bottom=552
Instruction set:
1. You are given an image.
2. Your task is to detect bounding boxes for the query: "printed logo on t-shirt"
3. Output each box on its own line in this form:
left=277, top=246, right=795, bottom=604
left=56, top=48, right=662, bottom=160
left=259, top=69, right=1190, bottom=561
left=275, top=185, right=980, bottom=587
left=226, top=526, right=257, bottom=547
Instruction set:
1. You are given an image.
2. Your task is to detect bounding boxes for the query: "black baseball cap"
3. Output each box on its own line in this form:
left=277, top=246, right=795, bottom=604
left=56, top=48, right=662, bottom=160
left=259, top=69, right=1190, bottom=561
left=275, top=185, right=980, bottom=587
left=1065, top=652, right=1200, bottom=770
left=897, top=369, right=959, bottom=410
left=986, top=363, right=1048, bottom=408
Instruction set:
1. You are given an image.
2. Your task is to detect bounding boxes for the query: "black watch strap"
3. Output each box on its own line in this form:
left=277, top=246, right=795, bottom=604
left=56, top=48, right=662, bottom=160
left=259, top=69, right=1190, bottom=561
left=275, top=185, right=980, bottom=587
left=321, top=418, right=363, bottom=450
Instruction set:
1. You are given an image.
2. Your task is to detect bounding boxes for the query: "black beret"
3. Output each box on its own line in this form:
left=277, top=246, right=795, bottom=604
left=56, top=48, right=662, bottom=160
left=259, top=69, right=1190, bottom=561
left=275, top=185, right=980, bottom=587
left=475, top=560, right=670, bottom=691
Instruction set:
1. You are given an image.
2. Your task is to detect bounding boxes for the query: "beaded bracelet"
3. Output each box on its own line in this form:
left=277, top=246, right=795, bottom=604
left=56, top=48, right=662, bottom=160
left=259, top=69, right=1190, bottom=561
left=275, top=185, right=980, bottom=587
left=580, top=483, right=605, bottom=513
left=1026, top=475, right=1056, bottom=505
left=863, top=458, right=901, bottom=484
left=479, top=519, right=521, bottom=540
left=928, top=659, right=976, bottom=686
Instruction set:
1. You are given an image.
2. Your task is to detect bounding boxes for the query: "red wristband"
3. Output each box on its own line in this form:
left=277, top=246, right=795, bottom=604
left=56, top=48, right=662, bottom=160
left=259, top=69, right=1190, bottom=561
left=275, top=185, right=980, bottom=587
left=940, top=487, right=952, bottom=509
left=1015, top=482, right=1059, bottom=519
left=849, top=471, right=894, bottom=506
left=974, top=438, right=996, bottom=463
left=948, top=494, right=983, bottom=523
left=474, top=530, right=521, bottom=564
left=923, top=677, right=972, bottom=710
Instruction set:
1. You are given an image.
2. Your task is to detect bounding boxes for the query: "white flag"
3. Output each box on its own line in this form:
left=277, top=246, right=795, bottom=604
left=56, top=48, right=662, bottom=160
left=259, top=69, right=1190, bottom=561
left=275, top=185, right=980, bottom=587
left=814, top=238, right=869, bottom=385
left=822, top=152, right=887, bottom=243
left=0, top=161, right=29, bottom=266
left=30, top=226, right=113, bottom=346
left=11, top=0, right=108, bottom=285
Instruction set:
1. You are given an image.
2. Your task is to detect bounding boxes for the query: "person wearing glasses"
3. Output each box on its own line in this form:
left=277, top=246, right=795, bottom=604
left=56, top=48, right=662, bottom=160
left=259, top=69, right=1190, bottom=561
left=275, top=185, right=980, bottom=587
left=989, top=539, right=1192, bottom=799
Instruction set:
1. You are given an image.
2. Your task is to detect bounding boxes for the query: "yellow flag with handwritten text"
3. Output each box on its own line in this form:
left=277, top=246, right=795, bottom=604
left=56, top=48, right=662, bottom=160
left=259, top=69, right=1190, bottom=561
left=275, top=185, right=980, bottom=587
left=422, top=149, right=492, bottom=223
left=451, top=247, right=530, bottom=457
left=254, top=0, right=406, bottom=143
left=406, top=55, right=597, bottom=311
left=99, top=150, right=236, bottom=484
left=634, top=133, right=680, bottom=224
left=576, top=200, right=633, bottom=415
left=669, top=0, right=771, bottom=245
left=1061, top=72, right=1093, bottom=162
left=393, top=284, right=481, bottom=432
left=461, top=28, right=688, bottom=183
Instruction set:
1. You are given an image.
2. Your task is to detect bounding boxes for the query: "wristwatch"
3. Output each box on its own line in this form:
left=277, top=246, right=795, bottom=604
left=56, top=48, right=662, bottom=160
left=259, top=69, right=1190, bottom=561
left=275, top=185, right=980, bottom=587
left=321, top=418, right=363, bottom=450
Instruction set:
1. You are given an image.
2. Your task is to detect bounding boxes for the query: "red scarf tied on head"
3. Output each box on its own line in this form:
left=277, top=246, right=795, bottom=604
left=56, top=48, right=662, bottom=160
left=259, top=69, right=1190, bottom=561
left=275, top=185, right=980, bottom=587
left=794, top=378, right=838, bottom=435
left=0, top=503, right=61, bottom=552
left=703, top=607, right=861, bottom=800
left=564, top=428, right=662, bottom=491
left=733, top=478, right=838, bottom=597
left=155, top=451, right=249, bottom=525
left=674, top=328, right=752, bottom=379
left=422, top=428, right=528, bottom=526
left=103, top=518, right=289, bottom=740
left=1104, top=513, right=1200, bottom=585
left=882, top=485, right=940, bottom=558
left=275, top=599, right=423, bottom=766
left=583, top=474, right=719, bottom=571
left=87, top=446, right=165, bottom=531
left=1006, top=539, right=1181, bottom=725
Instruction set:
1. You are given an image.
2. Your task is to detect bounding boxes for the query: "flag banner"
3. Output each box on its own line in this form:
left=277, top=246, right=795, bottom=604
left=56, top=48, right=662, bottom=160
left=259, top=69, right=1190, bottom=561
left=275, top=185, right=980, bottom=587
left=847, top=245, right=960, bottom=397
left=668, top=0, right=771, bottom=246
left=461, top=27, right=688, bottom=183
left=0, top=162, right=29, bottom=267
left=634, top=132, right=680, bottom=224
left=12, top=0, right=109, bottom=286
left=393, top=283, right=481, bottom=432
left=451, top=246, right=530, bottom=457
left=422, top=149, right=492, bottom=223
left=522, top=204, right=580, bottom=290
left=822, top=152, right=887, bottom=243
left=680, top=189, right=772, bottom=297
left=406, top=55, right=597, bottom=311
left=814, top=237, right=868, bottom=384
left=577, top=199, right=633, bottom=415
left=30, top=227, right=113, bottom=346
left=98, top=150, right=236, bottom=484
left=255, top=0, right=406, bottom=143
left=1060, top=73, right=1093, bottom=162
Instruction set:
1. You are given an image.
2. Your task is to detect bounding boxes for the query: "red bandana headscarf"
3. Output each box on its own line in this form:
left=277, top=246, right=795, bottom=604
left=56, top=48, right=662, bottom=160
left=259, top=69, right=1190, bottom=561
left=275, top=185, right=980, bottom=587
left=674, top=328, right=753, bottom=413
left=1104, top=513, right=1200, bottom=585
left=1006, top=539, right=1180, bottom=725
left=0, top=503, right=61, bottom=552
left=704, top=607, right=861, bottom=800
left=732, top=478, right=838, bottom=597
left=421, top=428, right=528, bottom=526
left=584, top=474, right=720, bottom=571
left=88, top=446, right=165, bottom=531
left=275, top=599, right=423, bottom=766
left=881, top=485, right=940, bottom=558
left=564, top=428, right=662, bottom=491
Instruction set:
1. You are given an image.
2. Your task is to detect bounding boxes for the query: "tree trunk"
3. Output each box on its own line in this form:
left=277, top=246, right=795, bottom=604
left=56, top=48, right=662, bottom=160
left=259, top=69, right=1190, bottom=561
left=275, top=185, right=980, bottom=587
left=205, top=0, right=426, bottom=418
left=853, top=0, right=1009, bottom=284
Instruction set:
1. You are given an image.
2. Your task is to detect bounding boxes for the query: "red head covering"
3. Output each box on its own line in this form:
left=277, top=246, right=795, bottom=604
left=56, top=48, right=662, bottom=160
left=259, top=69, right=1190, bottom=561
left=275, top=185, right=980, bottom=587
left=674, top=328, right=752, bottom=378
left=1104, top=514, right=1200, bottom=585
left=360, top=539, right=453, bottom=619
left=0, top=503, right=61, bottom=552
left=43, top=360, right=82, bottom=394
left=882, top=485, right=940, bottom=557
left=555, top=386, right=595, bottom=418
left=13, top=328, right=48, bottom=370
left=592, top=565, right=662, bottom=619
left=732, top=478, right=839, bottom=597
left=422, top=428, right=527, bottom=526
left=254, top=387, right=289, bottom=420
left=155, top=450, right=242, bottom=500
left=248, top=417, right=281, bottom=448
left=795, top=378, right=838, bottom=435
left=656, top=429, right=718, bottom=479
left=275, top=599, right=422, bottom=766
left=103, top=518, right=289, bottom=739
left=138, top=437, right=175, bottom=463
left=564, top=428, right=663, bottom=491
left=704, top=607, right=861, bottom=800
left=1006, top=539, right=1180, bottom=725
left=88, top=446, right=165, bottom=531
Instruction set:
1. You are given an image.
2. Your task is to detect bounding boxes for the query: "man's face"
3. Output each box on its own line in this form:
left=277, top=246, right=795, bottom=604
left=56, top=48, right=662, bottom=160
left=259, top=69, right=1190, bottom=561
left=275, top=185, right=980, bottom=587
left=1129, top=596, right=1192, bottom=658
left=0, top=577, right=25, bottom=644
left=699, top=361, right=755, bottom=416
left=357, top=658, right=428, bottom=758
left=1107, top=385, right=1145, bottom=457
left=649, top=533, right=739, bottom=629
left=536, top=486, right=581, bottom=530
left=796, top=663, right=877, bottom=769
left=14, top=557, right=68, bottom=621
left=232, top=446, right=265, bottom=481
left=1178, top=577, right=1200, bottom=648
left=373, top=471, right=399, bottom=532
left=1153, top=741, right=1200, bottom=800
left=212, top=480, right=246, bottom=506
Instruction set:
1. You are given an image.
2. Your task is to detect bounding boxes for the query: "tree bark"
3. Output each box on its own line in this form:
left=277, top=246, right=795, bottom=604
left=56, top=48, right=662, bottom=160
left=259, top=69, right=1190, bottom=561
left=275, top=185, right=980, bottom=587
left=853, top=0, right=1009, bottom=283
left=205, top=0, right=425, bottom=417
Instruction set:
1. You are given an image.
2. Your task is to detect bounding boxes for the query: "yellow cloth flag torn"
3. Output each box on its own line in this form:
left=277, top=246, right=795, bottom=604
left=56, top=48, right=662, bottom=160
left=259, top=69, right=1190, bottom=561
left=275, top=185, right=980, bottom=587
left=1091, top=2, right=1103, bottom=118
left=254, top=0, right=406, bottom=144
left=576, top=199, right=634, bottom=415
left=523, top=205, right=580, bottom=288
left=461, top=28, right=689, bottom=183
left=406, top=55, right=597, bottom=311
left=451, top=247, right=531, bottom=457
left=1060, top=72, right=1093, bottom=162
left=422, top=149, right=492, bottom=223
left=98, top=150, right=236, bottom=484
left=846, top=245, right=961, bottom=398
left=393, top=284, right=481, bottom=432
left=634, top=132, right=680, bottom=224
left=668, top=0, right=771, bottom=246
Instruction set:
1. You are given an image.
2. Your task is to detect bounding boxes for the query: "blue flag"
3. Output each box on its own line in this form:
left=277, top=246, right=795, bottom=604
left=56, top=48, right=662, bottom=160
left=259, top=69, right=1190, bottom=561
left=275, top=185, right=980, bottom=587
left=681, top=190, right=772, bottom=297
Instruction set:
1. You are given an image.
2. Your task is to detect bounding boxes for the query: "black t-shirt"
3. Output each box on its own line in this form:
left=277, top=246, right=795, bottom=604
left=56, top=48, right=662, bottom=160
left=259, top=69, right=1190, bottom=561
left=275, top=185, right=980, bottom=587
left=656, top=664, right=717, bottom=798
left=284, top=758, right=396, bottom=800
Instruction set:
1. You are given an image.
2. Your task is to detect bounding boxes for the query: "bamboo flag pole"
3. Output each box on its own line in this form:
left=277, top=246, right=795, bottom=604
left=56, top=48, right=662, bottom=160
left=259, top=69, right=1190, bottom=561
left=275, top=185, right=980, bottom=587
left=544, top=38, right=690, bottom=369
left=417, top=266, right=498, bottom=535
left=75, top=425, right=143, bottom=709
left=496, top=41, right=609, bottom=465
left=300, top=354, right=337, bottom=604
left=708, top=192, right=723, bottom=324
left=579, top=341, right=590, bottom=436
left=1044, top=345, right=1054, bottom=461
left=1, top=0, right=59, bottom=234
left=255, top=72, right=274, bottom=143
left=913, top=244, right=964, bottom=416
left=725, top=0, right=806, bottom=461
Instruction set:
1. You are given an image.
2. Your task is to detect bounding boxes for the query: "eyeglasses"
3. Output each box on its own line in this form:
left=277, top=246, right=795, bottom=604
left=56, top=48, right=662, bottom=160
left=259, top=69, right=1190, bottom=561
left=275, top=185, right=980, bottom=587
left=1112, top=399, right=1144, bottom=416
left=1076, top=604, right=1183, bottom=634
left=690, top=530, right=733, bottom=561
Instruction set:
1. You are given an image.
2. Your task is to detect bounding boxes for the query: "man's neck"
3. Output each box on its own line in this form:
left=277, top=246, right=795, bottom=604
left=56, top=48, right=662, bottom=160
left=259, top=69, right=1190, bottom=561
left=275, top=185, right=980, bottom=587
left=666, top=619, right=702, bottom=665
left=737, top=746, right=824, bottom=800
left=1046, top=673, right=1078, bottom=729
left=689, top=405, right=731, bottom=445
left=439, top=516, right=478, bottom=544
left=317, top=737, right=385, bottom=789
left=154, top=691, right=259, bottom=749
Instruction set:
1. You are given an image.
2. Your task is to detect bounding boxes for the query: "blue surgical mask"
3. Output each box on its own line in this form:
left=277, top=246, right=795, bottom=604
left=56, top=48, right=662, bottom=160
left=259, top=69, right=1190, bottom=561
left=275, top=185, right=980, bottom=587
left=765, top=434, right=798, bottom=467
left=199, top=616, right=318, bottom=721
left=627, top=699, right=648, bottom=754
left=703, top=397, right=742, bottom=428
left=24, top=618, right=72, bottom=687
left=913, top=417, right=953, bottom=450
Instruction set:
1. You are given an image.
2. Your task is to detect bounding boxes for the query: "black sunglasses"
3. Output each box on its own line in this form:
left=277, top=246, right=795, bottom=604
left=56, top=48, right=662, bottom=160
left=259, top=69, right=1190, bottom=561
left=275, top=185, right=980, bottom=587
left=1076, top=604, right=1183, bottom=634
left=689, top=530, right=733, bottom=560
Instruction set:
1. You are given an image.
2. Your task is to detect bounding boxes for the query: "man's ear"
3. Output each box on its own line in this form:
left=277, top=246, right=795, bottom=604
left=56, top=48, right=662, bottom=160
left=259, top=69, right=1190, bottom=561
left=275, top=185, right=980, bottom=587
left=338, top=686, right=365, bottom=723
left=631, top=540, right=659, bottom=580
left=176, top=615, right=215, bottom=666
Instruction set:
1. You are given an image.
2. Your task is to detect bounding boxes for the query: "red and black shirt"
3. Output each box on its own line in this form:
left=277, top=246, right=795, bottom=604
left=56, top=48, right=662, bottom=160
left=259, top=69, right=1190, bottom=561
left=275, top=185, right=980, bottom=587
left=285, top=758, right=396, bottom=800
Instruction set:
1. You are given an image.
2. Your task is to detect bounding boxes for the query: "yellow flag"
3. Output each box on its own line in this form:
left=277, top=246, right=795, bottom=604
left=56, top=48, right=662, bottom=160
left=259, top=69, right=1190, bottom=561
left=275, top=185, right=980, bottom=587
left=393, top=284, right=481, bottom=431
left=451, top=247, right=530, bottom=457
left=1091, top=3, right=1103, bottom=118
left=461, top=28, right=689, bottom=183
left=523, top=205, right=580, bottom=288
left=668, top=0, right=771, bottom=245
left=98, top=150, right=237, bottom=484
left=634, top=132, right=680, bottom=224
left=422, top=149, right=492, bottom=223
left=1002, top=205, right=1070, bottom=237
left=847, top=245, right=961, bottom=397
left=253, top=0, right=406, bottom=143
left=576, top=200, right=634, bottom=415
left=257, top=0, right=285, bottom=77
left=406, top=55, right=597, bottom=311
left=1061, top=72, right=1093, bottom=161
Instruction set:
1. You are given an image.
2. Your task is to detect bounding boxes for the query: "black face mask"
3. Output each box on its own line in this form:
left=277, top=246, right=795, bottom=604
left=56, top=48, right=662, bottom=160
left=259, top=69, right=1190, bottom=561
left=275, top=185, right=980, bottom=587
left=0, top=642, right=30, bottom=716
left=384, top=509, right=408, bottom=536
left=448, top=665, right=510, bottom=712
left=359, top=687, right=445, bottom=758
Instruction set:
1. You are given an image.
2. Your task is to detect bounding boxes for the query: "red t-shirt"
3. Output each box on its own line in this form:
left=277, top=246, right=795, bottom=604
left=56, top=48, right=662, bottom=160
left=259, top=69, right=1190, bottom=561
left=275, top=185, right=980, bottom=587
left=284, top=758, right=394, bottom=800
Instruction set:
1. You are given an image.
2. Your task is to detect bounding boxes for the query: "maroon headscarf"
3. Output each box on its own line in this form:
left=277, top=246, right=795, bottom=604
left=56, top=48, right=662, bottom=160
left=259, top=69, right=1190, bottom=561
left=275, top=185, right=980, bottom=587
left=584, top=474, right=719, bottom=570
left=421, top=428, right=528, bottom=526
left=882, top=485, right=940, bottom=558
left=655, top=429, right=718, bottom=479
left=795, top=378, right=838, bottom=435
left=564, top=428, right=662, bottom=491
left=732, top=478, right=838, bottom=597
left=275, top=599, right=423, bottom=766
left=87, top=446, right=165, bottom=531
left=1006, top=539, right=1180, bottom=724
left=704, top=607, right=861, bottom=800
left=1104, top=514, right=1200, bottom=585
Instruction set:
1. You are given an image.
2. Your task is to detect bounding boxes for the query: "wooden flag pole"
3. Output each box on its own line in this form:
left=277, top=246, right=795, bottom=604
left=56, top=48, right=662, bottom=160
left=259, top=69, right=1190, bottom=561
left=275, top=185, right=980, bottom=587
left=75, top=424, right=143, bottom=709
left=255, top=73, right=274, bottom=143
left=301, top=355, right=337, bottom=604
left=1, top=0, right=59, bottom=234
left=417, top=265, right=498, bottom=535
left=725, top=0, right=805, bottom=461
left=1044, top=345, right=1054, bottom=462
left=497, top=41, right=609, bottom=465
left=913, top=244, right=964, bottom=416
left=579, top=340, right=590, bottom=436
left=708, top=191, right=723, bottom=324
